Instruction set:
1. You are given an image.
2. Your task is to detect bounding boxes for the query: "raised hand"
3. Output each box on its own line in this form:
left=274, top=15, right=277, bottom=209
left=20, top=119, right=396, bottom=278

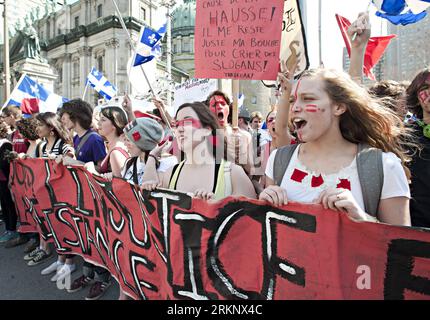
left=122, top=94, right=135, bottom=121
left=347, top=12, right=371, bottom=49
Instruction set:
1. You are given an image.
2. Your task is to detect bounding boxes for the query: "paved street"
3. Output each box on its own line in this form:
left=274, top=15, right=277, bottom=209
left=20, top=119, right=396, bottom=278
left=0, top=223, right=119, bottom=300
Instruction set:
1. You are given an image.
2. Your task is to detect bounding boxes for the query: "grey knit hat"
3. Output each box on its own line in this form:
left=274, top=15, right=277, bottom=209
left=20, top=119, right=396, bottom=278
left=124, top=117, right=164, bottom=151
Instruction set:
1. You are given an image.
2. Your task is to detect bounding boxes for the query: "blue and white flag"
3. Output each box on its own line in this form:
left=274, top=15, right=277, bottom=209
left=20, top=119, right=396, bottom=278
left=373, top=0, right=430, bottom=25
left=238, top=93, right=245, bottom=109
left=86, top=67, right=117, bottom=101
left=2, top=74, right=68, bottom=113
left=133, top=22, right=167, bottom=67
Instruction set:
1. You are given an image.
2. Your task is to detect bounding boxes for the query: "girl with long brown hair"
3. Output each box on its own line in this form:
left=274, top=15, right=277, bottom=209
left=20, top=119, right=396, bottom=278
left=260, top=68, right=412, bottom=226
left=142, top=102, right=256, bottom=200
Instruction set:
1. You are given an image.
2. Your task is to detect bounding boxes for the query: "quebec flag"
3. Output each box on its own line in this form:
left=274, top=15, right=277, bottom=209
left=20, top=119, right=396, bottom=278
left=133, top=22, right=167, bottom=67
left=2, top=74, right=67, bottom=113
left=373, top=0, right=430, bottom=25
left=86, top=67, right=117, bottom=101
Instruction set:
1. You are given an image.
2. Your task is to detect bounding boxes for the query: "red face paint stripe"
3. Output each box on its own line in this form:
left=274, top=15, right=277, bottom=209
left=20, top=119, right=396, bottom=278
left=419, top=90, right=430, bottom=103
left=305, top=104, right=318, bottom=113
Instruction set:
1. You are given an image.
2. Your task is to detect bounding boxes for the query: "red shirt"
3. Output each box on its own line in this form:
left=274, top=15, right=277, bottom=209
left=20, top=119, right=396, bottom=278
left=12, top=130, right=29, bottom=154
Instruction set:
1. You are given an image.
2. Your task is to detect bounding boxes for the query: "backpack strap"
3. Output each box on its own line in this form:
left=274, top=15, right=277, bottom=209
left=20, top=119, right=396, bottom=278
left=356, top=143, right=384, bottom=217
left=75, top=131, right=97, bottom=156
left=111, top=147, right=129, bottom=159
left=273, top=144, right=299, bottom=186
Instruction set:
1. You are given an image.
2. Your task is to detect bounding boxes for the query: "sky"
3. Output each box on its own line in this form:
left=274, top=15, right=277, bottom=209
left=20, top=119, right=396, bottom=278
left=304, top=0, right=388, bottom=70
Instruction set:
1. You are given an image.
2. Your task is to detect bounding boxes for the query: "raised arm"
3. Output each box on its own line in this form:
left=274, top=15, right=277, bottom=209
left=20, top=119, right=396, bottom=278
left=275, top=60, right=296, bottom=147
left=348, top=12, right=371, bottom=83
left=122, top=94, right=136, bottom=122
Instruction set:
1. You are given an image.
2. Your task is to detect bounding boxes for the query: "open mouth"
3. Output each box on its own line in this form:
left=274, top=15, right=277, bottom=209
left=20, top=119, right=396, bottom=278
left=293, top=118, right=307, bottom=131
left=217, top=112, right=224, bottom=121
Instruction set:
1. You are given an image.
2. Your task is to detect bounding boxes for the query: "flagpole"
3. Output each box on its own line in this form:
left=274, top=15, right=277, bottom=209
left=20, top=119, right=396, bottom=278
left=111, top=0, right=173, bottom=132
left=111, top=0, right=155, bottom=95
left=82, top=82, right=89, bottom=100
left=1, top=72, right=26, bottom=111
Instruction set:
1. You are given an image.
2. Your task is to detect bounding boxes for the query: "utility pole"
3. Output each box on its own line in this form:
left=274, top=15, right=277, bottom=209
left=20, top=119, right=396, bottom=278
left=2, top=0, right=10, bottom=100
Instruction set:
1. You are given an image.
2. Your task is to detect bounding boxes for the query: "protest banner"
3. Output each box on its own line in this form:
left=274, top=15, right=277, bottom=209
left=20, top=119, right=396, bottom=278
left=10, top=159, right=430, bottom=300
left=194, top=0, right=284, bottom=80
left=173, top=78, right=218, bottom=114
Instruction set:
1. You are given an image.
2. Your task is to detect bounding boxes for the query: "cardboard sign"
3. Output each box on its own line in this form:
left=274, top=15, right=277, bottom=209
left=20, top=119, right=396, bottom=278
left=194, top=0, right=284, bottom=80
left=10, top=159, right=430, bottom=300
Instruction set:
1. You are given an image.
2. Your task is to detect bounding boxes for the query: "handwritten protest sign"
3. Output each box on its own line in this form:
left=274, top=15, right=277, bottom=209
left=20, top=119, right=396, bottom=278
left=10, top=159, right=430, bottom=300
left=195, top=0, right=284, bottom=80
left=173, top=78, right=218, bottom=114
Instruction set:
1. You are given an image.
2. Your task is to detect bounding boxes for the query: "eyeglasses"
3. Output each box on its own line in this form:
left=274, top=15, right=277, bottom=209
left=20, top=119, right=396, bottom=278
left=172, top=118, right=202, bottom=129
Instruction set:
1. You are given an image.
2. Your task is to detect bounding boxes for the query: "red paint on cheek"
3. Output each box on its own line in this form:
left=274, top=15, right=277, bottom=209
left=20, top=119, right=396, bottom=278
left=419, top=89, right=430, bottom=103
left=304, top=104, right=318, bottom=113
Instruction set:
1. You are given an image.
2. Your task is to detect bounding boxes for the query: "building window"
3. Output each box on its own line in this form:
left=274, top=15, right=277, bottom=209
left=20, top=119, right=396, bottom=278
left=141, top=7, right=146, bottom=22
left=73, top=61, right=79, bottom=79
left=47, top=21, right=50, bottom=38
left=97, top=56, right=103, bottom=72
left=251, top=96, right=257, bottom=104
left=97, top=4, right=103, bottom=18
left=173, top=44, right=177, bottom=53
left=58, top=67, right=63, bottom=83
left=57, top=28, right=61, bottom=36
left=182, top=40, right=190, bottom=53
left=74, top=16, right=79, bottom=28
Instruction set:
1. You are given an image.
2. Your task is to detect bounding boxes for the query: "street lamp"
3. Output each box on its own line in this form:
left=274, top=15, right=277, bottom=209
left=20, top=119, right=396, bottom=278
left=0, top=0, right=10, bottom=101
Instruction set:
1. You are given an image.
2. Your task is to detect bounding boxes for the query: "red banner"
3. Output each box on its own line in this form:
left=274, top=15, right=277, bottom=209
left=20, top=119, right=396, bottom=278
left=10, top=159, right=430, bottom=300
left=194, top=0, right=284, bottom=80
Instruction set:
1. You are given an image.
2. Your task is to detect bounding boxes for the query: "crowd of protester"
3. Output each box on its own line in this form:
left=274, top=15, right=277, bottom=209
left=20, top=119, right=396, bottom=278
left=0, top=13, right=429, bottom=300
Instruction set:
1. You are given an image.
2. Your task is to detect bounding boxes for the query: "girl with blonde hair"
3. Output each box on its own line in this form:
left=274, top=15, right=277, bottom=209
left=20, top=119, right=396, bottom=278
left=260, top=68, right=413, bottom=226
